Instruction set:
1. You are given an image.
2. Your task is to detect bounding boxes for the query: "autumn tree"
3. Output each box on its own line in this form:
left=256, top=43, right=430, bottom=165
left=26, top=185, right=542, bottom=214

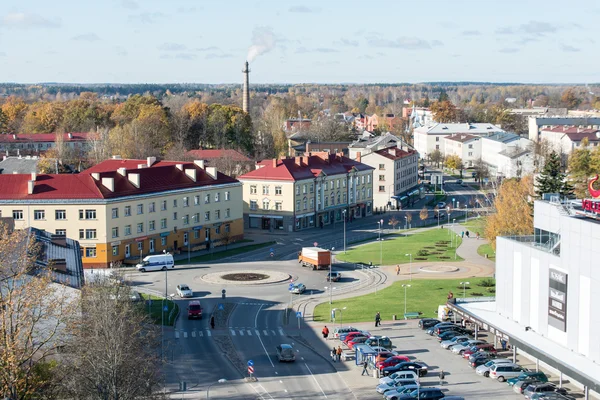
left=567, top=140, right=600, bottom=198
left=406, top=212, right=413, bottom=228
left=430, top=100, right=458, bottom=123
left=420, top=206, right=429, bottom=222
left=307, top=119, right=352, bottom=142
left=445, top=155, right=464, bottom=174
left=0, top=109, right=7, bottom=133
left=0, top=96, right=28, bottom=133
left=473, top=158, right=490, bottom=183
left=560, top=88, right=581, bottom=109
left=0, top=225, right=78, bottom=399
left=59, top=281, right=164, bottom=399
left=535, top=151, right=573, bottom=198
left=22, top=102, right=65, bottom=133
left=86, top=128, right=113, bottom=166
left=388, top=216, right=399, bottom=230
left=485, top=176, right=535, bottom=249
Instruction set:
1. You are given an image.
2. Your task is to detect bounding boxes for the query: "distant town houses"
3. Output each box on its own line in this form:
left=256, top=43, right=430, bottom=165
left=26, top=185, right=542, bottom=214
left=413, top=122, right=505, bottom=158
left=527, top=116, right=600, bottom=142
left=237, top=152, right=374, bottom=232
left=283, top=118, right=312, bottom=132
left=538, top=126, right=600, bottom=155
left=0, top=132, right=91, bottom=155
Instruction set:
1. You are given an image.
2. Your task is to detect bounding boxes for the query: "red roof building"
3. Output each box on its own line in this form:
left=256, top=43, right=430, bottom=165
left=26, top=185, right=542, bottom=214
left=0, top=132, right=91, bottom=155
left=186, top=149, right=251, bottom=163
left=540, top=126, right=600, bottom=154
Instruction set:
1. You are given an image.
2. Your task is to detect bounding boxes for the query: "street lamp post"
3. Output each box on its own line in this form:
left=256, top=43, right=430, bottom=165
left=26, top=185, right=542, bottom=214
left=342, top=209, right=347, bottom=254
left=460, top=281, right=470, bottom=298
left=402, top=284, right=411, bottom=316
left=207, top=378, right=227, bottom=399
left=446, top=207, right=450, bottom=232
left=162, top=250, right=169, bottom=362
left=377, top=220, right=384, bottom=266
left=333, top=307, right=346, bottom=330
left=405, top=253, right=412, bottom=281
left=464, top=205, right=468, bottom=223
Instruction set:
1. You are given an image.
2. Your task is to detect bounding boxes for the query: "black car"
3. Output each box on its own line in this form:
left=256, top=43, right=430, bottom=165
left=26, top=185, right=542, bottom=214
left=382, top=362, right=428, bottom=377
left=418, top=318, right=440, bottom=330
left=398, top=388, right=445, bottom=400
left=469, top=351, right=497, bottom=364
left=437, top=329, right=472, bottom=341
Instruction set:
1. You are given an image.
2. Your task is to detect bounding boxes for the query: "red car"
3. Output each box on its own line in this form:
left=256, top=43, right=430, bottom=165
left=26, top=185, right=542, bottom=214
left=343, top=332, right=367, bottom=345
left=347, top=336, right=369, bottom=349
left=375, top=351, right=396, bottom=363
left=462, top=344, right=497, bottom=359
left=375, top=355, right=411, bottom=371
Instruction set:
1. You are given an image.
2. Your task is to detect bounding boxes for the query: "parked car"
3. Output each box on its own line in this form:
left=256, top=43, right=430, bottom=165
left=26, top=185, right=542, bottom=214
left=382, top=362, right=428, bottom=377
left=462, top=343, right=497, bottom=358
left=456, top=179, right=463, bottom=184
left=451, top=340, right=486, bottom=354
left=342, top=331, right=367, bottom=344
left=468, top=351, right=497, bottom=364
left=437, top=202, right=447, bottom=209
left=426, top=322, right=455, bottom=335
left=437, top=329, right=472, bottom=342
left=441, top=335, right=471, bottom=349
left=434, top=324, right=462, bottom=336
left=347, top=336, right=369, bottom=349
left=376, top=351, right=397, bottom=363
left=365, top=336, right=393, bottom=349
left=418, top=318, right=440, bottom=330
left=513, top=379, right=540, bottom=394
left=275, top=344, right=295, bottom=362
left=489, top=363, right=527, bottom=381
left=475, top=359, right=514, bottom=377
left=379, top=371, right=421, bottom=385
left=326, top=272, right=341, bottom=282
left=290, top=283, right=306, bottom=294
left=523, top=383, right=568, bottom=399
left=376, top=373, right=419, bottom=393
left=372, top=346, right=395, bottom=353
left=333, top=326, right=358, bottom=339
left=176, top=284, right=193, bottom=298
left=383, top=385, right=420, bottom=400
left=376, top=356, right=411, bottom=371
left=397, top=388, right=445, bottom=400
left=470, top=356, right=497, bottom=369
left=186, top=300, right=203, bottom=319
left=507, top=371, right=549, bottom=386
left=530, top=393, right=575, bottom=400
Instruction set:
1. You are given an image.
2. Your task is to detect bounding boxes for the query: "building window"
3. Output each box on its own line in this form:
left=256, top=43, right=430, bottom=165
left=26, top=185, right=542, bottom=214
left=250, top=185, right=257, bottom=194
left=55, top=229, right=66, bottom=236
left=225, top=208, right=230, bottom=218
left=85, top=229, right=97, bottom=239
left=205, top=228, right=210, bottom=241
left=125, top=225, right=131, bottom=236
left=367, top=175, right=371, bottom=183
left=215, top=226, right=221, bottom=235
left=215, top=210, right=220, bottom=220
left=194, top=230, right=200, bottom=239
left=160, top=218, right=167, bottom=229
left=204, top=211, right=210, bottom=221
left=310, top=199, right=314, bottom=209
left=55, top=210, right=67, bottom=220
left=85, top=248, right=97, bottom=258
left=343, top=194, right=347, bottom=203
left=379, top=164, right=385, bottom=170
left=296, top=200, right=300, bottom=210
left=262, top=186, right=269, bottom=195
left=330, top=193, right=335, bottom=205
left=225, top=191, right=230, bottom=201
left=161, top=200, right=167, bottom=211
left=137, top=223, right=143, bottom=233
left=80, top=209, right=96, bottom=220
left=436, top=145, right=440, bottom=150
left=215, top=192, right=220, bottom=202
left=112, top=246, right=119, bottom=256
left=262, top=200, right=269, bottom=209
left=173, top=212, right=178, bottom=221
left=161, top=237, right=167, bottom=246
left=379, top=185, right=385, bottom=192
left=194, top=195, right=200, bottom=205
left=324, top=198, right=328, bottom=207
left=149, top=220, right=155, bottom=231
left=436, top=137, right=440, bottom=142
left=194, top=213, right=199, bottom=223
left=250, top=200, right=257, bottom=210
left=225, top=224, right=230, bottom=233
left=296, top=185, right=300, bottom=196
left=149, top=202, right=155, bottom=213
left=183, top=214, right=189, bottom=225
left=303, top=198, right=307, bottom=210
left=33, top=210, right=45, bottom=220
left=367, top=188, right=372, bottom=197
left=111, top=208, right=118, bottom=219
left=112, top=227, right=119, bottom=238
left=275, top=186, right=282, bottom=195
left=379, top=175, right=385, bottom=181
left=137, top=204, right=144, bottom=215
left=125, top=206, right=131, bottom=216
left=303, top=184, right=307, bottom=194
left=330, top=181, right=334, bottom=190
left=275, top=202, right=282, bottom=211
left=79, top=229, right=84, bottom=239
left=183, top=197, right=189, bottom=207
left=137, top=242, right=143, bottom=251
left=204, top=193, right=210, bottom=204
left=310, top=183, right=314, bottom=193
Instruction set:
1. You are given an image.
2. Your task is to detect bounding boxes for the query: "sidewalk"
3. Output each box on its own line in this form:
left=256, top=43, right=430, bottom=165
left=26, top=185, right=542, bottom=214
left=170, top=234, right=275, bottom=263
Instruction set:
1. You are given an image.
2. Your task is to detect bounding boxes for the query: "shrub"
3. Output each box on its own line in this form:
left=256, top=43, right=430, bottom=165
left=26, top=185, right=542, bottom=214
left=417, top=249, right=429, bottom=257
left=487, top=288, right=496, bottom=294
left=438, top=256, right=450, bottom=259
left=478, top=278, right=496, bottom=288
left=471, top=292, right=484, bottom=296
left=457, top=286, right=471, bottom=290
left=414, top=257, right=427, bottom=261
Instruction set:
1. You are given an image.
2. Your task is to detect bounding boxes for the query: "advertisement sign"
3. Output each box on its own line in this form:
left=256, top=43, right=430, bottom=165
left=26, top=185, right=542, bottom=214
left=548, top=268, right=568, bottom=332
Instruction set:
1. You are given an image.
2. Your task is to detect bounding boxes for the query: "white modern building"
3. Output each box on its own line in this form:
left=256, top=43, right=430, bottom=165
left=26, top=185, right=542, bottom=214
left=449, top=197, right=600, bottom=399
left=413, top=123, right=504, bottom=160
left=527, top=116, right=600, bottom=142
left=539, top=127, right=600, bottom=155
left=443, top=134, right=481, bottom=167
left=481, top=132, right=534, bottom=178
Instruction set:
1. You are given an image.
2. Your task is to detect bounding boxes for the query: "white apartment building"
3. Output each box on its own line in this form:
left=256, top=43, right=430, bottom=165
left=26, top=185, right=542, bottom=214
left=539, top=127, right=600, bottom=155
left=443, top=134, right=481, bottom=167
left=481, top=132, right=534, bottom=178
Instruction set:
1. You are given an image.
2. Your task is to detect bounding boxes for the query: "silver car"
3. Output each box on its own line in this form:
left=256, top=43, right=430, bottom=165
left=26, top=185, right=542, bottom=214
left=383, top=385, right=420, bottom=400
left=440, top=335, right=470, bottom=349
left=489, top=363, right=527, bottom=382
left=475, top=359, right=513, bottom=377
left=451, top=339, right=486, bottom=354
left=290, top=283, right=306, bottom=294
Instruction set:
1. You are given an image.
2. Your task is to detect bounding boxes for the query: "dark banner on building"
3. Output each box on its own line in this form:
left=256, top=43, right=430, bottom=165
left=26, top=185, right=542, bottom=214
left=548, top=268, right=568, bottom=332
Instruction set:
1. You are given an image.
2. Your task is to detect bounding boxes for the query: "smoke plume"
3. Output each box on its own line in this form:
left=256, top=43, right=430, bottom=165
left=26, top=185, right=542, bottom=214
left=247, top=26, right=276, bottom=63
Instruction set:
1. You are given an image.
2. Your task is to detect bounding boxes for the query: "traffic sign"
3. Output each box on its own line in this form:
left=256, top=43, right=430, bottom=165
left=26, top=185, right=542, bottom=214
left=313, top=241, right=318, bottom=247
left=163, top=305, right=169, bottom=312
left=269, top=248, right=274, bottom=252
left=296, top=311, right=302, bottom=318
left=248, top=366, right=254, bottom=374
left=218, top=303, right=224, bottom=310
left=247, top=360, right=254, bottom=367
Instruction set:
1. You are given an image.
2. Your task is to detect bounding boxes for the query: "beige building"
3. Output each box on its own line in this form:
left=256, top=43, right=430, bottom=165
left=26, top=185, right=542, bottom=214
left=238, top=153, right=374, bottom=231
left=0, top=157, right=243, bottom=268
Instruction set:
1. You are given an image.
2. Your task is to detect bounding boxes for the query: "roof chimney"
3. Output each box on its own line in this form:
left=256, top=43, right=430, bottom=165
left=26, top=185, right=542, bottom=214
left=112, top=155, right=122, bottom=160
left=356, top=152, right=361, bottom=163
left=31, top=172, right=36, bottom=181
left=146, top=156, right=156, bottom=167
left=101, top=177, right=114, bottom=192
left=176, top=164, right=184, bottom=171
left=205, top=166, right=217, bottom=180
left=128, top=173, right=140, bottom=188
left=12, top=134, right=16, bottom=140
left=185, top=168, right=196, bottom=182
left=27, top=180, right=35, bottom=195
left=272, top=158, right=277, bottom=168
left=295, top=156, right=302, bottom=166
left=194, top=160, right=205, bottom=169
left=137, top=164, right=145, bottom=169
left=118, top=167, right=127, bottom=176
left=305, top=140, right=311, bottom=153
left=67, top=133, right=73, bottom=139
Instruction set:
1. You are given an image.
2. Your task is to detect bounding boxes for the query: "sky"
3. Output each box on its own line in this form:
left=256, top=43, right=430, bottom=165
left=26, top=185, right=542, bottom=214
left=0, top=0, right=598, bottom=84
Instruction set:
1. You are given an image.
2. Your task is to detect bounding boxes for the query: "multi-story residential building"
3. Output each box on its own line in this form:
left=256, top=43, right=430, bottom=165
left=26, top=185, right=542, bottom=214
left=283, top=118, right=312, bottom=132
left=527, top=116, right=600, bottom=142
left=238, top=152, right=374, bottom=231
left=443, top=134, right=481, bottom=167
left=0, top=132, right=91, bottom=155
left=361, top=146, right=420, bottom=210
left=481, top=132, right=532, bottom=176
left=539, top=126, right=600, bottom=155
left=413, top=123, right=504, bottom=160
left=0, top=157, right=243, bottom=268
left=348, top=132, right=411, bottom=160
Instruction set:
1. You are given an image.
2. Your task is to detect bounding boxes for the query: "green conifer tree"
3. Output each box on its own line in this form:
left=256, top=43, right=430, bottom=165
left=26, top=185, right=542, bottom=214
left=535, top=151, right=572, bottom=198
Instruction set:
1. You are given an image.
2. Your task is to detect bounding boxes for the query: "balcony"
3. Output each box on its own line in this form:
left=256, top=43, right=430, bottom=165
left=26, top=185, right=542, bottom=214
left=502, top=233, right=560, bottom=256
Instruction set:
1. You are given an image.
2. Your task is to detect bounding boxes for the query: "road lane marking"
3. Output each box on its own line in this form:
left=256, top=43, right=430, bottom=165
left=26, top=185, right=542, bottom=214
left=174, top=331, right=179, bottom=339
left=278, top=328, right=285, bottom=336
left=191, top=331, right=196, bottom=338
left=256, top=329, right=260, bottom=336
left=206, top=330, right=211, bottom=336
left=254, top=304, right=263, bottom=328
left=239, top=330, right=244, bottom=336
left=183, top=332, right=188, bottom=338
left=271, top=330, right=277, bottom=336
left=231, top=329, right=236, bottom=336
left=247, top=330, right=252, bottom=336
left=198, top=331, right=203, bottom=337
left=305, top=363, right=328, bottom=398
left=263, top=330, right=268, bottom=336
left=255, top=304, right=275, bottom=368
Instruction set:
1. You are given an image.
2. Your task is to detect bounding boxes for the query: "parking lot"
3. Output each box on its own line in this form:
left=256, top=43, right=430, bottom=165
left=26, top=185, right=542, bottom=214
left=329, top=319, right=584, bottom=399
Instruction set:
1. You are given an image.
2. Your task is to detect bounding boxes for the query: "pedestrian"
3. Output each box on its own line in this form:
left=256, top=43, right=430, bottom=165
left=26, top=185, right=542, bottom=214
left=375, top=312, right=381, bottom=327
left=361, top=359, right=369, bottom=376
left=476, top=232, right=480, bottom=240
left=322, top=325, right=329, bottom=339
left=501, top=339, right=507, bottom=351
left=465, top=230, right=470, bottom=238
left=439, top=369, right=445, bottom=385
left=369, top=261, right=373, bottom=268
left=337, top=346, right=342, bottom=362
left=461, top=231, right=464, bottom=238
left=331, top=347, right=337, bottom=362
left=210, top=315, right=215, bottom=329
left=396, top=265, right=400, bottom=275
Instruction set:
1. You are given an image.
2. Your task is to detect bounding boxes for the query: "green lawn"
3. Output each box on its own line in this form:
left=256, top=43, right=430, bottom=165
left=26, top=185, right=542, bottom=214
left=139, top=293, right=179, bottom=326
left=314, top=278, right=496, bottom=322
left=335, top=229, right=462, bottom=265
left=177, top=241, right=276, bottom=264
left=461, top=217, right=487, bottom=237
left=477, top=243, right=496, bottom=261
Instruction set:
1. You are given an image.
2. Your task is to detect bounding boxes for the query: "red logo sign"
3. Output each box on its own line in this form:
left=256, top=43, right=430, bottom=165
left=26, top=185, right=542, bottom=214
left=589, top=175, right=600, bottom=199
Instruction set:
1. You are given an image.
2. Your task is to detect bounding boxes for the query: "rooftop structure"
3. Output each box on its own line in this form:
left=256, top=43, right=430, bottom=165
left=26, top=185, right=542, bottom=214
left=0, top=155, right=40, bottom=174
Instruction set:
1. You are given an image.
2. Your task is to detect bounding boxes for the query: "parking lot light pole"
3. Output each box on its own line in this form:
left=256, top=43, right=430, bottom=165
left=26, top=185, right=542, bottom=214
left=446, top=207, right=450, bottom=232
left=342, top=209, right=347, bottom=253
left=460, top=281, right=470, bottom=298
left=405, top=253, right=412, bottom=281
left=465, top=205, right=468, bottom=223
left=207, top=378, right=227, bottom=399
left=402, top=284, right=411, bottom=316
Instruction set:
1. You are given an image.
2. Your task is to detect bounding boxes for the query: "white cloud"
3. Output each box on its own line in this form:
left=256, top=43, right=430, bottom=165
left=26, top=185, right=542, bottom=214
left=158, top=42, right=187, bottom=51
left=2, top=12, right=61, bottom=28
left=72, top=33, right=100, bottom=42
left=289, top=6, right=319, bottom=13
left=128, top=12, right=165, bottom=24
left=367, top=36, right=442, bottom=50
left=560, top=44, right=580, bottom=52
left=121, top=0, right=139, bottom=10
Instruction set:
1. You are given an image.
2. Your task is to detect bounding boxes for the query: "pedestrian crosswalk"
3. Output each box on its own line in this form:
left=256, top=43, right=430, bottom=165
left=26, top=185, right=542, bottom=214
left=174, top=327, right=286, bottom=339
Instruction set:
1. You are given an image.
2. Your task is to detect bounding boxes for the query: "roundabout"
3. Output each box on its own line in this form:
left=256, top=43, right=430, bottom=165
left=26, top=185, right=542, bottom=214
left=198, top=269, right=291, bottom=285
left=418, top=265, right=460, bottom=273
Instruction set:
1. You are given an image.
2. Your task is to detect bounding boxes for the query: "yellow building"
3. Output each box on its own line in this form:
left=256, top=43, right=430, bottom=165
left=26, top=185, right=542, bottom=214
left=0, top=157, right=243, bottom=268
left=238, top=152, right=374, bottom=231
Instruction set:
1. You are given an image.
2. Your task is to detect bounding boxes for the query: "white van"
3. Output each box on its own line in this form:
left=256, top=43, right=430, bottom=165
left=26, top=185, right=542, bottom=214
left=136, top=254, right=174, bottom=272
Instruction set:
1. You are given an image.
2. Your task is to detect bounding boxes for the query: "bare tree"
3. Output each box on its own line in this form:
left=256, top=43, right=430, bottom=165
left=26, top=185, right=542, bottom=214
left=420, top=206, right=429, bottom=222
left=59, top=281, right=164, bottom=400
left=406, top=212, right=413, bottom=228
left=87, top=128, right=112, bottom=166
left=220, top=228, right=233, bottom=250
left=388, top=216, right=399, bottom=230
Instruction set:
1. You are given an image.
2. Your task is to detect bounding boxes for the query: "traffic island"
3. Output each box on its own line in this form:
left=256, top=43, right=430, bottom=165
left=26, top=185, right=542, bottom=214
left=199, top=270, right=291, bottom=285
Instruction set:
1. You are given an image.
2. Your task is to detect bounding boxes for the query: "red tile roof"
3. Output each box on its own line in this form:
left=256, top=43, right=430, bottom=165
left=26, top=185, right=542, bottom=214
left=0, top=159, right=238, bottom=201
left=82, top=158, right=181, bottom=173
left=0, top=133, right=91, bottom=143
left=238, top=153, right=374, bottom=182
left=542, top=127, right=600, bottom=142
left=186, top=149, right=251, bottom=162
left=374, top=147, right=417, bottom=160
left=444, top=134, right=479, bottom=143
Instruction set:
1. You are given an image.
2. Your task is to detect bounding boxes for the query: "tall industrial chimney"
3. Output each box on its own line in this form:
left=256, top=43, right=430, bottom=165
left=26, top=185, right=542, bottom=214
left=242, top=60, right=250, bottom=113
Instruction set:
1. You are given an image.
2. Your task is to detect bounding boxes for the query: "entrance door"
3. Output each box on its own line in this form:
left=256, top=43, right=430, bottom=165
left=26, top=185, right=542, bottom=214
left=173, top=240, right=178, bottom=251
left=125, top=244, right=130, bottom=258
left=149, top=239, right=155, bottom=253
left=262, top=218, right=271, bottom=230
